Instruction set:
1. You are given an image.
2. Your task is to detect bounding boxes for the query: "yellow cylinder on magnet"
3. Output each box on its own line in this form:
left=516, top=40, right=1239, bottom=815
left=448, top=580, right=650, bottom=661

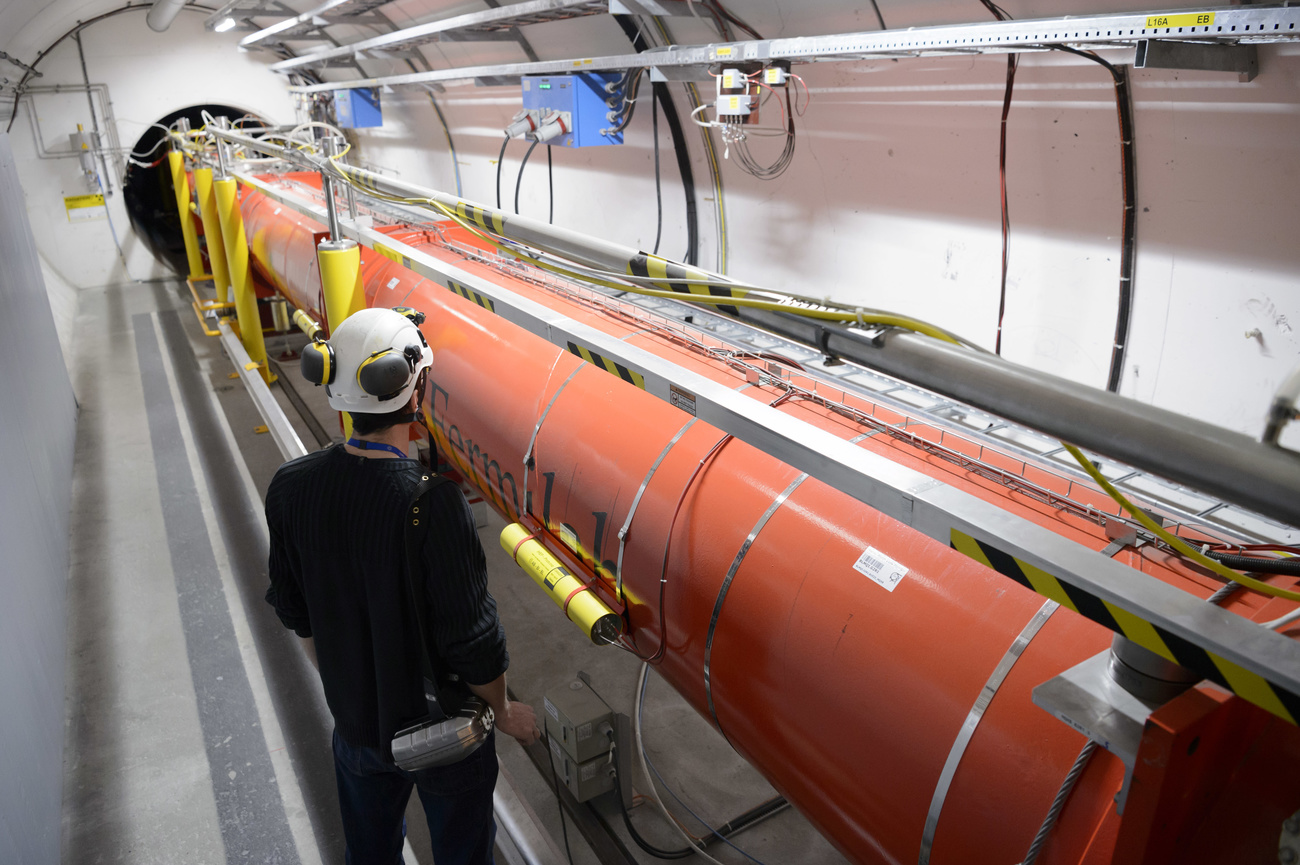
left=213, top=176, right=272, bottom=384
left=167, top=150, right=206, bottom=281
left=193, top=168, right=231, bottom=304
left=316, top=239, right=366, bottom=335
left=500, top=522, right=623, bottom=645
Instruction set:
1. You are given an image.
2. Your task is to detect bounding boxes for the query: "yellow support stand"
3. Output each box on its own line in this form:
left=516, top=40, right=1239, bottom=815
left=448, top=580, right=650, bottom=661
left=316, top=240, right=366, bottom=335
left=167, top=150, right=207, bottom=282
left=193, top=168, right=231, bottom=304
left=213, top=177, right=273, bottom=384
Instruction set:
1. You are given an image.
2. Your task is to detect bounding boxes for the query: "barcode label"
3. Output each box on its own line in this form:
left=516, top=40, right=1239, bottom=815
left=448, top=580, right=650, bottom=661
left=544, top=697, right=560, bottom=722
left=852, top=546, right=908, bottom=593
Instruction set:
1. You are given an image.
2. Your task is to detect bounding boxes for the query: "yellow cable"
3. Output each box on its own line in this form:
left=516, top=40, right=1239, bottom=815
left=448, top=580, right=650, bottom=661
left=422, top=197, right=965, bottom=345
left=326, top=165, right=1294, bottom=608
left=1062, top=443, right=1300, bottom=603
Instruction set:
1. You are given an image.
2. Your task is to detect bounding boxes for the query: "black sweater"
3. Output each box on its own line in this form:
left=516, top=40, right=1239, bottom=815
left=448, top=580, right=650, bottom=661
left=265, top=445, right=508, bottom=753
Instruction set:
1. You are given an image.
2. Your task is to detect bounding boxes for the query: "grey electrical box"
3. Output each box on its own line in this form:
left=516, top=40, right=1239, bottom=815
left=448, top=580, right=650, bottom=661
left=549, top=737, right=615, bottom=802
left=543, top=679, right=612, bottom=764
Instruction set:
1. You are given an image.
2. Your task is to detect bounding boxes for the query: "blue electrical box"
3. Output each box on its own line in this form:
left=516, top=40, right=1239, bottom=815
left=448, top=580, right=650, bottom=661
left=333, top=88, right=383, bottom=128
left=521, top=73, right=623, bottom=148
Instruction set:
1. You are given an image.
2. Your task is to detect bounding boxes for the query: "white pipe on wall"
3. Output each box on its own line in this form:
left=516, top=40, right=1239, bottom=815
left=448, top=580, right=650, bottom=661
left=147, top=0, right=189, bottom=32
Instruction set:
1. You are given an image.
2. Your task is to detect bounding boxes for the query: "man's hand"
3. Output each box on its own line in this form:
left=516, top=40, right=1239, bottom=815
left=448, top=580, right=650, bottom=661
left=494, top=700, right=540, bottom=746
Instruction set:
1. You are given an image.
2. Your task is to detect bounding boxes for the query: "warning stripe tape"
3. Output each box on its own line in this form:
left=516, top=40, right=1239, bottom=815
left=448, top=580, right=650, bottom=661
left=446, top=279, right=495, bottom=313
left=455, top=201, right=504, bottom=234
left=626, top=253, right=745, bottom=314
left=372, top=242, right=412, bottom=270
left=566, top=341, right=646, bottom=390
left=950, top=529, right=1300, bottom=726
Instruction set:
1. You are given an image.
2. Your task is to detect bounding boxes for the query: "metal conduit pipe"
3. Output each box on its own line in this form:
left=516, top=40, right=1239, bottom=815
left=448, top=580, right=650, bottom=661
left=147, top=0, right=189, bottom=32
left=206, top=127, right=1300, bottom=528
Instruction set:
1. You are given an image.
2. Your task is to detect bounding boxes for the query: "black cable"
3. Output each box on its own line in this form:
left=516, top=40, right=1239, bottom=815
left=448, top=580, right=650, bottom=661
left=1204, top=552, right=1300, bottom=577
left=993, top=53, right=1018, bottom=356
left=544, top=729, right=577, bottom=865
left=868, top=0, right=887, bottom=29
left=612, top=14, right=700, bottom=265
left=495, top=134, right=510, bottom=211
left=4, top=2, right=220, bottom=134
left=1048, top=44, right=1137, bottom=394
left=514, top=139, right=540, bottom=214
left=547, top=144, right=554, bottom=225
left=652, top=85, right=663, bottom=256
left=611, top=747, right=694, bottom=859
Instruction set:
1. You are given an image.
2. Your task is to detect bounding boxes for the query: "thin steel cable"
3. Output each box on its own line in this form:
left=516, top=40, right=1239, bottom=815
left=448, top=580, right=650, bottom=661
left=1021, top=740, right=1097, bottom=865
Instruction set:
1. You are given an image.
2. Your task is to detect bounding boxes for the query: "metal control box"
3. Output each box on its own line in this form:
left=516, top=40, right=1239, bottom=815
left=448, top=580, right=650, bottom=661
left=549, top=736, right=615, bottom=802
left=544, top=679, right=612, bottom=763
left=333, top=88, right=383, bottom=128
left=521, top=73, right=624, bottom=148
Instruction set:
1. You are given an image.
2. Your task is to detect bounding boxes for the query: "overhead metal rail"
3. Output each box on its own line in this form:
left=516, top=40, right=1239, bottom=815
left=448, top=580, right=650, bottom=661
left=205, top=0, right=392, bottom=39
left=286, top=3, right=1300, bottom=92
left=200, top=127, right=1300, bottom=728
left=266, top=0, right=608, bottom=69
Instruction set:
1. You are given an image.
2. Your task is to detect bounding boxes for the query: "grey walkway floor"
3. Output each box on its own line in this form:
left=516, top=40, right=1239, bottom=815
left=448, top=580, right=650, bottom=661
left=60, top=278, right=850, bottom=865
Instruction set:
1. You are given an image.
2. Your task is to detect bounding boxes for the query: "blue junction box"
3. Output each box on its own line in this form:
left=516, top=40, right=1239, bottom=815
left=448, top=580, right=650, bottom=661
left=333, top=88, right=383, bottom=128
left=521, top=73, right=624, bottom=148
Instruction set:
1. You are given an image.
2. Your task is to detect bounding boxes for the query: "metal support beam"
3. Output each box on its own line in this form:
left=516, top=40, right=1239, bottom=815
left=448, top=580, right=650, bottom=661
left=287, top=3, right=1300, bottom=93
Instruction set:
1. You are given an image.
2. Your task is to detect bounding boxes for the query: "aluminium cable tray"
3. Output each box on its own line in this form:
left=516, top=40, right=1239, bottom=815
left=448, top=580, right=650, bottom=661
left=267, top=0, right=608, bottom=68
left=287, top=3, right=1300, bottom=92
left=250, top=169, right=1299, bottom=550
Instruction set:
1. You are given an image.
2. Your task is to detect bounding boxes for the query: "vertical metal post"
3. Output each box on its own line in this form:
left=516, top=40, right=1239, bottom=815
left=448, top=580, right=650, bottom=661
left=215, top=116, right=230, bottom=179
left=320, top=133, right=342, bottom=242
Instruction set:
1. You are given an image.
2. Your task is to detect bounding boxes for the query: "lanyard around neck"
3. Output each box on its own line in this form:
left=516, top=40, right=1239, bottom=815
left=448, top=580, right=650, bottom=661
left=346, top=438, right=410, bottom=459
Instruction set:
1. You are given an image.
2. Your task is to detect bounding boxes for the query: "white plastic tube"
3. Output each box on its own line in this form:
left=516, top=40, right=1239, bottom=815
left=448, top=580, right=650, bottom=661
left=147, top=0, right=188, bottom=32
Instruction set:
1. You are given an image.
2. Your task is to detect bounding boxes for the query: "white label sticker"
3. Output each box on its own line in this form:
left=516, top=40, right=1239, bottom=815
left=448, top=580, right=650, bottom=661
left=386, top=277, right=401, bottom=290
left=853, top=546, right=908, bottom=592
left=544, top=697, right=560, bottom=722
left=560, top=524, right=579, bottom=552
left=273, top=207, right=282, bottom=215
left=577, top=722, right=592, bottom=741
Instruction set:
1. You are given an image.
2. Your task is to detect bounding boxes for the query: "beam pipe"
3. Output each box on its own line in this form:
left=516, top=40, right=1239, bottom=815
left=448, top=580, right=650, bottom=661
left=209, top=128, right=1300, bottom=526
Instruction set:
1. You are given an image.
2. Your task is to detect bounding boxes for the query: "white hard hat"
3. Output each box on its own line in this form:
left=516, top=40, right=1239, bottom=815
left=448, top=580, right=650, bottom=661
left=300, top=307, right=432, bottom=413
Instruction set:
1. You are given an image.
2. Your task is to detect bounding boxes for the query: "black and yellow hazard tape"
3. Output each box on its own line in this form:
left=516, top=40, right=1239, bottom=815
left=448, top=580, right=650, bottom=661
left=566, top=341, right=646, bottom=390
left=455, top=201, right=504, bottom=235
left=445, top=280, right=495, bottom=313
left=950, top=529, right=1300, bottom=726
left=627, top=253, right=744, bottom=315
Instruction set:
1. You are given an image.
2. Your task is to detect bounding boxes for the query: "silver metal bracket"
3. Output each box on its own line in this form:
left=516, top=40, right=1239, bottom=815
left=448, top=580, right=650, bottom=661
left=1134, top=39, right=1259, bottom=81
left=1032, top=651, right=1164, bottom=813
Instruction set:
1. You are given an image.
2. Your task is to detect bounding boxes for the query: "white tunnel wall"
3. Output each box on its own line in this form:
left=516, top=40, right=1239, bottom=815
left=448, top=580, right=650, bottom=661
left=6, top=0, right=1299, bottom=445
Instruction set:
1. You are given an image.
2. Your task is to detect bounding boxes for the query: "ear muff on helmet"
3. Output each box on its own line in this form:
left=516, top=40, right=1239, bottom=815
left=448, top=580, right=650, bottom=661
left=356, top=342, right=422, bottom=401
left=301, top=340, right=336, bottom=386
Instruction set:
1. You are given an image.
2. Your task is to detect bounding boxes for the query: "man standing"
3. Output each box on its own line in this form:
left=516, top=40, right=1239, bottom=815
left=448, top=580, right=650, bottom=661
left=265, top=307, right=538, bottom=865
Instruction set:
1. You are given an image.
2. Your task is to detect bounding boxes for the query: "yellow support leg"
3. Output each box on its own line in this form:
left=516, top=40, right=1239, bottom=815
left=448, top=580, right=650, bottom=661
left=213, top=177, right=273, bottom=384
left=167, top=150, right=207, bottom=282
left=193, top=168, right=231, bottom=304
left=316, top=239, right=367, bottom=335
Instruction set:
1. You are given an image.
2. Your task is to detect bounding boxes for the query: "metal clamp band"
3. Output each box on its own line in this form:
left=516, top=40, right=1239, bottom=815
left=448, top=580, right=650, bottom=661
left=917, top=598, right=1060, bottom=865
left=614, top=417, right=698, bottom=596
left=704, top=430, right=875, bottom=730
left=704, top=471, right=810, bottom=730
left=521, top=361, right=583, bottom=510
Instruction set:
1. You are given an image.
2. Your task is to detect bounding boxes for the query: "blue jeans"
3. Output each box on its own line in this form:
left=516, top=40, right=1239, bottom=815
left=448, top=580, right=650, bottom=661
left=332, top=728, right=498, bottom=865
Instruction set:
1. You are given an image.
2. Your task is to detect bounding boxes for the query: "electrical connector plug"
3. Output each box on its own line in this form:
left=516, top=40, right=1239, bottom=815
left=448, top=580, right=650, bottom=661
left=504, top=109, right=543, bottom=139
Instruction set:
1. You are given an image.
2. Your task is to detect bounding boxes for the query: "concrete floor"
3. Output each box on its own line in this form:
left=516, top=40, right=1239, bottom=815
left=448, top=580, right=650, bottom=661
left=60, top=277, right=851, bottom=865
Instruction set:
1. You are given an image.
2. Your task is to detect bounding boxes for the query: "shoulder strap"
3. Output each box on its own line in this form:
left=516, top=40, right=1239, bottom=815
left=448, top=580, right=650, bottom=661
left=403, top=474, right=455, bottom=693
